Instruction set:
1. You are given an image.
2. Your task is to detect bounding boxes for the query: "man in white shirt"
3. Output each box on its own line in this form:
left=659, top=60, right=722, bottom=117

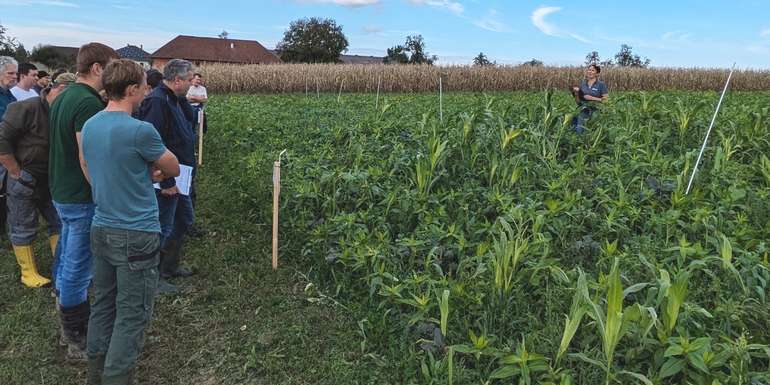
left=186, top=73, right=208, bottom=136
left=10, top=63, right=39, bottom=101
left=186, top=73, right=207, bottom=107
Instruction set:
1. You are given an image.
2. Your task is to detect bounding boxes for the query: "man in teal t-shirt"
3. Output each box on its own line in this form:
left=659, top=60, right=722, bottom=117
left=81, top=59, right=179, bottom=384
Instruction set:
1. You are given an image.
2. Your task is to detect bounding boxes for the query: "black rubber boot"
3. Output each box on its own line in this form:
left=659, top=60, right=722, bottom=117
left=155, top=277, right=180, bottom=295
left=160, top=238, right=193, bottom=279
left=59, top=301, right=90, bottom=361
left=87, top=355, right=106, bottom=385
left=103, top=369, right=136, bottom=385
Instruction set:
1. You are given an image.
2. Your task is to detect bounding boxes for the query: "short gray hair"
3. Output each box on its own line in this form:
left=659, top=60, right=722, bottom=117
left=0, top=56, right=18, bottom=73
left=162, top=59, right=193, bottom=81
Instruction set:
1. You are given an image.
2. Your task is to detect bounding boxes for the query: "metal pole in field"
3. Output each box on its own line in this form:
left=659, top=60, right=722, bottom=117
left=197, top=109, right=204, bottom=166
left=685, top=63, right=736, bottom=195
left=272, top=149, right=287, bottom=270
left=375, top=75, right=381, bottom=110
left=439, top=76, right=443, bottom=123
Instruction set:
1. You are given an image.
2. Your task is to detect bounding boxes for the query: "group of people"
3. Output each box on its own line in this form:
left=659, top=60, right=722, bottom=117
left=0, top=42, right=208, bottom=384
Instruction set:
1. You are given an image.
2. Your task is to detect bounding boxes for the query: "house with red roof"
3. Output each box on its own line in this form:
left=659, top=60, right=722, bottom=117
left=150, top=35, right=282, bottom=68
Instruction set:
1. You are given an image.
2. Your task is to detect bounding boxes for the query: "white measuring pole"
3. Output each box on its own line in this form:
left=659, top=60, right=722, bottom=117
left=439, top=76, right=443, bottom=123
left=337, top=78, right=345, bottom=103
left=685, top=63, right=736, bottom=195
left=375, top=75, right=381, bottom=110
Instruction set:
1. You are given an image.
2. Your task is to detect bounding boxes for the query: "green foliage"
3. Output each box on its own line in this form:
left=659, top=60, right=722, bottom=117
left=384, top=34, right=437, bottom=65
left=208, top=90, right=770, bottom=384
left=473, top=52, right=494, bottom=67
left=29, top=45, right=76, bottom=70
left=277, top=17, right=349, bottom=63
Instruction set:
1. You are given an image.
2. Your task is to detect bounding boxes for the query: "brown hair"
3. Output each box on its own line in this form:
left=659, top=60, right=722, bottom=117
left=76, top=42, right=119, bottom=75
left=102, top=59, right=145, bottom=100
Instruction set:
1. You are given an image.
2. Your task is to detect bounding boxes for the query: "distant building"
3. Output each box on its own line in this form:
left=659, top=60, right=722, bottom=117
left=151, top=35, right=281, bottom=68
left=116, top=44, right=152, bottom=69
left=340, top=54, right=385, bottom=65
left=269, top=50, right=384, bottom=64
left=48, top=46, right=79, bottom=62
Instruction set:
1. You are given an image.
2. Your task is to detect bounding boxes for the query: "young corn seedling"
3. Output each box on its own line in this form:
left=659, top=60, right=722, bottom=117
left=574, top=259, right=651, bottom=385
left=491, top=217, right=530, bottom=297
left=490, top=338, right=550, bottom=385
left=555, top=270, right=588, bottom=366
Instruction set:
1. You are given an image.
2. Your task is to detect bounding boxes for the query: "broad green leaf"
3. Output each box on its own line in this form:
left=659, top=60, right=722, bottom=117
left=568, top=352, right=605, bottom=370
left=489, top=365, right=519, bottom=379
left=659, top=357, right=686, bottom=378
left=619, top=370, right=654, bottom=385
left=664, top=344, right=684, bottom=357
left=687, top=351, right=710, bottom=374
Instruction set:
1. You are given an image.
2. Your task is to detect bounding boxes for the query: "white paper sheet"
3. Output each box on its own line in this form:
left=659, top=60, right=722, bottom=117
left=154, top=164, right=193, bottom=196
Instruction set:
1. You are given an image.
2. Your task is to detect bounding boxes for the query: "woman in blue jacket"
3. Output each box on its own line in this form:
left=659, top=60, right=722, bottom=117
left=571, top=64, right=609, bottom=133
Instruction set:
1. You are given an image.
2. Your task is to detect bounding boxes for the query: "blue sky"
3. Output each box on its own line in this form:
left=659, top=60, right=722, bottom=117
left=2, top=0, right=770, bottom=68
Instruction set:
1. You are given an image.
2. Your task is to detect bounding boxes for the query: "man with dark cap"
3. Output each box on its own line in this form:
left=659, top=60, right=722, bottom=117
left=33, top=70, right=51, bottom=94
left=0, top=73, right=76, bottom=288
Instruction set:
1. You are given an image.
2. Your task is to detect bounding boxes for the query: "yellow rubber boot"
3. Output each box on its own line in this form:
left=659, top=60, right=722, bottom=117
left=13, top=245, right=52, bottom=288
left=49, top=234, right=60, bottom=256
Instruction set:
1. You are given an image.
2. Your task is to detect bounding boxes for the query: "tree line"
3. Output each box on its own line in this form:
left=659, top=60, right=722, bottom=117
left=2, top=18, right=652, bottom=69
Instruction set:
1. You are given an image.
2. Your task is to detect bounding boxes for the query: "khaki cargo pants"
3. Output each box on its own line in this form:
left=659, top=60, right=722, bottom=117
left=87, top=225, right=160, bottom=381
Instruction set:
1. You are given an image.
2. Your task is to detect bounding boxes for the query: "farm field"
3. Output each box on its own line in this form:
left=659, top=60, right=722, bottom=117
left=2, top=90, right=770, bottom=384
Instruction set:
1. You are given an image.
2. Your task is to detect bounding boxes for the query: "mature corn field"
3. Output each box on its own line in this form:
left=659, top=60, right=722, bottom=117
left=199, top=64, right=770, bottom=93
left=207, top=90, right=770, bottom=384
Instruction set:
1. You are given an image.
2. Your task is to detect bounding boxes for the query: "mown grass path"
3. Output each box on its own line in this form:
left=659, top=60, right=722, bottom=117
left=0, top=95, right=392, bottom=385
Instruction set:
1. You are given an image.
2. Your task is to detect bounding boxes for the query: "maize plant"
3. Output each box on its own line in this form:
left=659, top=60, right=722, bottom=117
left=205, top=90, right=770, bottom=384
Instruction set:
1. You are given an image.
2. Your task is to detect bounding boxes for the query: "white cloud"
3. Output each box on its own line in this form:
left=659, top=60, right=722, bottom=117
left=747, top=44, right=769, bottom=54
left=761, top=28, right=770, bottom=39
left=662, top=30, right=693, bottom=44
left=473, top=9, right=512, bottom=33
left=4, top=0, right=79, bottom=6
left=5, top=22, right=173, bottom=53
left=362, top=25, right=383, bottom=35
left=408, top=0, right=464, bottom=15
left=297, top=0, right=380, bottom=6
left=531, top=6, right=560, bottom=36
left=37, top=0, right=78, bottom=6
left=530, top=6, right=589, bottom=43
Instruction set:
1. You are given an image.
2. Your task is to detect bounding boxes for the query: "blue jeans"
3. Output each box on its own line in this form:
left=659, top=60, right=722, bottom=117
left=54, top=201, right=95, bottom=308
left=572, top=106, right=596, bottom=134
left=156, top=192, right=194, bottom=246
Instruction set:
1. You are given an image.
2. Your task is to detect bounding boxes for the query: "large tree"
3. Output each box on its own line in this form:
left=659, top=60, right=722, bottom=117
left=473, top=52, right=493, bottom=66
left=614, top=44, right=650, bottom=68
left=29, top=45, right=75, bottom=70
left=276, top=17, right=349, bottom=63
left=384, top=35, right=437, bottom=65
left=0, top=24, right=25, bottom=60
left=521, top=58, right=543, bottom=67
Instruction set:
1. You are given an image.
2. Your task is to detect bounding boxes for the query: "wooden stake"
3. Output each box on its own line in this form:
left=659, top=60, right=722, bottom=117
left=337, top=78, right=345, bottom=103
left=197, top=109, right=204, bottom=166
left=272, top=150, right=286, bottom=270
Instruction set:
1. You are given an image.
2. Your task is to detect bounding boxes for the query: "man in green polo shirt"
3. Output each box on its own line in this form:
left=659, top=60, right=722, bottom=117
left=48, top=42, right=118, bottom=361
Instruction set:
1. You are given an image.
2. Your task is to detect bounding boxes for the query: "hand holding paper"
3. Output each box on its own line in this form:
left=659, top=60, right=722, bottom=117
left=154, top=164, right=194, bottom=195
